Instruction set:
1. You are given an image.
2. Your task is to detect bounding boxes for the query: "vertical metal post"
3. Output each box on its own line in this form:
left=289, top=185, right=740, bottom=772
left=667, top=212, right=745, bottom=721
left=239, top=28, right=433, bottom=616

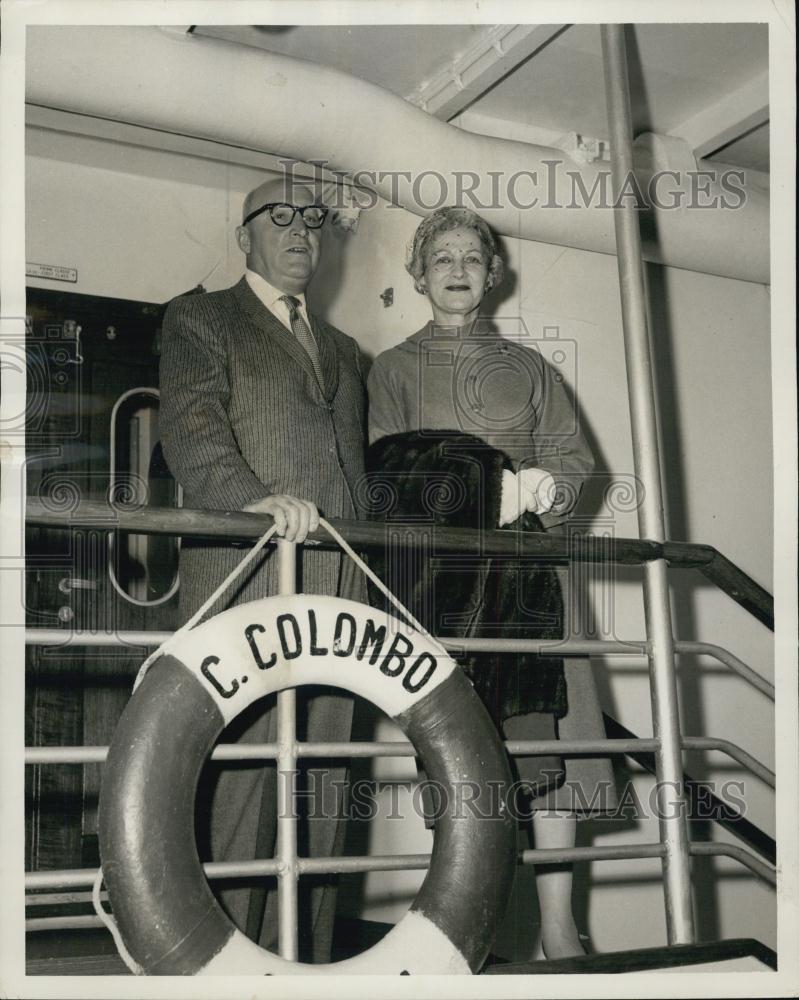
left=275, top=539, right=299, bottom=960
left=600, top=24, right=695, bottom=944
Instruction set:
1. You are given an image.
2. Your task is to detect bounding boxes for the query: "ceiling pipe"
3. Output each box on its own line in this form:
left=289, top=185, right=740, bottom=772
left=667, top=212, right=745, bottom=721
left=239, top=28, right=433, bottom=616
left=26, top=26, right=769, bottom=284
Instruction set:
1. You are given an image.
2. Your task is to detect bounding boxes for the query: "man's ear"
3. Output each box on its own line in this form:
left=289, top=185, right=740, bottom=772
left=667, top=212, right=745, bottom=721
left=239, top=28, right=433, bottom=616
left=235, top=225, right=250, bottom=254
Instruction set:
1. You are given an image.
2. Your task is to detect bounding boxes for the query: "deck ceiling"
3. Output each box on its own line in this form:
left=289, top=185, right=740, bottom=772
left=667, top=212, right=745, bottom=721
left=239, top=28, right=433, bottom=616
left=194, top=22, right=770, bottom=172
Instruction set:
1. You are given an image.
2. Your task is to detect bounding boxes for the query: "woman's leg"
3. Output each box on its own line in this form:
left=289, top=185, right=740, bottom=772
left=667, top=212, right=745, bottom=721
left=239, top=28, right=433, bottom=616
left=532, top=810, right=586, bottom=959
left=502, top=712, right=584, bottom=959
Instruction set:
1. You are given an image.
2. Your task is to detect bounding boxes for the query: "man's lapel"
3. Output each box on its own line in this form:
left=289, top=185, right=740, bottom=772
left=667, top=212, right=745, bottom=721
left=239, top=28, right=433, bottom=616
left=233, top=276, right=318, bottom=385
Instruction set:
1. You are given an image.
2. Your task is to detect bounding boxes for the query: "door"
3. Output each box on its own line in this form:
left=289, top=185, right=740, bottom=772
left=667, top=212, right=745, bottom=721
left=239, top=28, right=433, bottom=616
left=25, top=287, right=181, bottom=872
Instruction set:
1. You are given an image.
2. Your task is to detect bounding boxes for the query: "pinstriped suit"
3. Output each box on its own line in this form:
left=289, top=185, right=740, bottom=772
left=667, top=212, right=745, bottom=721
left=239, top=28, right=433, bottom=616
left=160, top=276, right=367, bottom=615
left=159, top=275, right=367, bottom=960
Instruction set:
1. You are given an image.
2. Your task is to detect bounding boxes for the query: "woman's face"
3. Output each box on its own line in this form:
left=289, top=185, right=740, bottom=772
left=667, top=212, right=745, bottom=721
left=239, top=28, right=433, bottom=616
left=420, top=226, right=489, bottom=325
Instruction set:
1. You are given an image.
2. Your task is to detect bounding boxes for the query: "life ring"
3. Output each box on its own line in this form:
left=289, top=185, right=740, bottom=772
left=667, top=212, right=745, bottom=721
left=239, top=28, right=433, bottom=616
left=99, top=595, right=516, bottom=975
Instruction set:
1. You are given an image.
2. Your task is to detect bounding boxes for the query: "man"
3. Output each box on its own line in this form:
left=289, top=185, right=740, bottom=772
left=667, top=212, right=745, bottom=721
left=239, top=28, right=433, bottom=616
left=159, top=175, right=368, bottom=961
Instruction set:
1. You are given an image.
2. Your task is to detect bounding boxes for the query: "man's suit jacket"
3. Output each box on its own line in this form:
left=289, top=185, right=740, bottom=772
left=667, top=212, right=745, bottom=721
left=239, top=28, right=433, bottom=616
left=159, top=276, right=368, bottom=616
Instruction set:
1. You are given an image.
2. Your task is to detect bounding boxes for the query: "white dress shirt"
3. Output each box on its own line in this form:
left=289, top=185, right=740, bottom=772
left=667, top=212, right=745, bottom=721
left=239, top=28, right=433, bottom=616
left=245, top=269, right=312, bottom=332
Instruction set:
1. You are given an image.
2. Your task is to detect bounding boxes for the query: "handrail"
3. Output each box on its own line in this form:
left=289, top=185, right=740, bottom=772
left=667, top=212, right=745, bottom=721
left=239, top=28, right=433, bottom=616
left=24, top=498, right=715, bottom=562
left=25, top=498, right=774, bottom=629
left=699, top=551, right=775, bottom=631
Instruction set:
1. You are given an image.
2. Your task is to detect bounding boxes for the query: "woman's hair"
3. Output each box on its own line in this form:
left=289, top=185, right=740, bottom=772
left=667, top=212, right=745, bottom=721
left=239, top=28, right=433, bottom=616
left=405, top=206, right=505, bottom=295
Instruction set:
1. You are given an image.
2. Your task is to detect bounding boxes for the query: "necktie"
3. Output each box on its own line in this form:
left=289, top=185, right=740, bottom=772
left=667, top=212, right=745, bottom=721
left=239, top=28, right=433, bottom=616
left=281, top=295, right=325, bottom=391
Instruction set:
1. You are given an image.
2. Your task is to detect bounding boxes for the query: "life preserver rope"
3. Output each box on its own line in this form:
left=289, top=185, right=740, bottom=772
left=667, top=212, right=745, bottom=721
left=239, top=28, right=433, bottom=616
left=133, top=518, right=428, bottom=693
left=99, top=593, right=517, bottom=975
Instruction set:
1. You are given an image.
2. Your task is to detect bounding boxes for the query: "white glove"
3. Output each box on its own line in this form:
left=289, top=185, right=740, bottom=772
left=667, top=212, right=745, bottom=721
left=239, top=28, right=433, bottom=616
left=498, top=468, right=557, bottom=527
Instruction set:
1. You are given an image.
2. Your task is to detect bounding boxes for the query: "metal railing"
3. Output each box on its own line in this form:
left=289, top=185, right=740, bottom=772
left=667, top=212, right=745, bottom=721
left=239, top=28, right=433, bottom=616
left=25, top=496, right=775, bottom=630
left=20, top=734, right=776, bottom=787
left=24, top=505, right=776, bottom=950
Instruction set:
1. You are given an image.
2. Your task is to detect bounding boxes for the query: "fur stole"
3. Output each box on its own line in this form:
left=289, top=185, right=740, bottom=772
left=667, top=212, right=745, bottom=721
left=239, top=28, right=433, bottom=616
left=364, top=431, right=567, bottom=726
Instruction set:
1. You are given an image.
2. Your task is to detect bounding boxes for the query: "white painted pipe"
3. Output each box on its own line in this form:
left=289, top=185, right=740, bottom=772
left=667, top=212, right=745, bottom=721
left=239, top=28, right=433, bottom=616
left=26, top=26, right=769, bottom=283
left=602, top=22, right=694, bottom=946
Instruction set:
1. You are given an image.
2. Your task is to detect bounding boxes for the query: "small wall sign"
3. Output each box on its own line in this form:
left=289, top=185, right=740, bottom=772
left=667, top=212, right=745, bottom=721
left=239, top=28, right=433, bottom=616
left=26, top=262, right=78, bottom=283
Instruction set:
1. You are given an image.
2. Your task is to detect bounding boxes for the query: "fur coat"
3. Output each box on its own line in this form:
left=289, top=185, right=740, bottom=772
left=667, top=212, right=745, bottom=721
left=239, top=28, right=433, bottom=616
left=365, top=431, right=567, bottom=726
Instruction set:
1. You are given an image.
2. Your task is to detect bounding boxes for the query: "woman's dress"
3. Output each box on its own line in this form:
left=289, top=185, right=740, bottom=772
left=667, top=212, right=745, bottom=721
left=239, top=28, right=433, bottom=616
left=366, top=319, right=617, bottom=814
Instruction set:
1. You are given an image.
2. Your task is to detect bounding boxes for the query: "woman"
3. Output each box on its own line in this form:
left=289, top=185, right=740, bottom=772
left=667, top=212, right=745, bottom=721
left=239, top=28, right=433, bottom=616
left=366, top=206, right=616, bottom=960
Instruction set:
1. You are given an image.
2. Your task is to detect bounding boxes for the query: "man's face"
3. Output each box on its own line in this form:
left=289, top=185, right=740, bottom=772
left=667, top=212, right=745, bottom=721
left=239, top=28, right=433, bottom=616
left=238, top=183, right=322, bottom=294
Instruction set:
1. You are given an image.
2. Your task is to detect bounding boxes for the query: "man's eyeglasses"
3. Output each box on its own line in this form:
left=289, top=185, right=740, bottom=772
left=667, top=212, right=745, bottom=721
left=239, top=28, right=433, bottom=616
left=242, top=202, right=328, bottom=229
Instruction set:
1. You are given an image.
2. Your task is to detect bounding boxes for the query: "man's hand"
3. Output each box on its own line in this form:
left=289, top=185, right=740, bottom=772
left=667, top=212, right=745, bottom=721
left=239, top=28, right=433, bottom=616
left=242, top=495, right=320, bottom=543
